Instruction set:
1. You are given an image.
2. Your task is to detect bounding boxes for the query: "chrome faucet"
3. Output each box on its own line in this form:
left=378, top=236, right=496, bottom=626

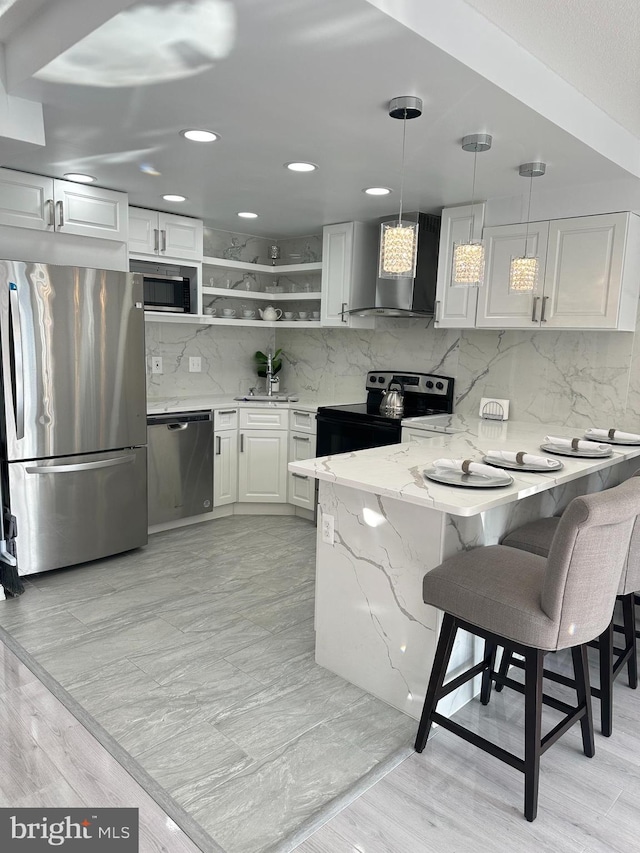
left=266, top=351, right=273, bottom=396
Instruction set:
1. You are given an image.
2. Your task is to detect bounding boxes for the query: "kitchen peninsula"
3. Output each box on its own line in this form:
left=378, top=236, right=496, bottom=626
left=290, top=416, right=640, bottom=721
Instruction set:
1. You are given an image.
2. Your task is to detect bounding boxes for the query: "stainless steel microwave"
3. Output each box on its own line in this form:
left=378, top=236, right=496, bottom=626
left=143, top=274, right=191, bottom=313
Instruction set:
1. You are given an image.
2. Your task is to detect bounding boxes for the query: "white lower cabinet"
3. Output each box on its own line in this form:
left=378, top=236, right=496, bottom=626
left=288, top=432, right=316, bottom=510
left=214, top=430, right=238, bottom=507
left=238, top=429, right=288, bottom=502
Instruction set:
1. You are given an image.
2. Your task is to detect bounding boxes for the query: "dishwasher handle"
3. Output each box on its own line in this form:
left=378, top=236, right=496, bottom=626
left=167, top=423, right=189, bottom=431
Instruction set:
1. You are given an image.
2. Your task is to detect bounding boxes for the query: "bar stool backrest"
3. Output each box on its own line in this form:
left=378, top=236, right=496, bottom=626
left=620, top=469, right=640, bottom=594
left=542, top=477, right=640, bottom=649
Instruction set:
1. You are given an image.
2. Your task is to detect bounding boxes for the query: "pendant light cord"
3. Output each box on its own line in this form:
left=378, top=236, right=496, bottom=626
left=524, top=172, right=533, bottom=257
left=468, top=147, right=478, bottom=242
left=398, top=109, right=407, bottom=225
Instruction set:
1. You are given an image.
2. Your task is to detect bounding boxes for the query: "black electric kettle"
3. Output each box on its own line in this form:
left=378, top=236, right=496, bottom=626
left=379, top=381, right=404, bottom=416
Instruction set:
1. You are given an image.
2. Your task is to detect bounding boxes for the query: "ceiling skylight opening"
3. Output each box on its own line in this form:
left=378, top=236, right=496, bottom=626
left=285, top=162, right=318, bottom=173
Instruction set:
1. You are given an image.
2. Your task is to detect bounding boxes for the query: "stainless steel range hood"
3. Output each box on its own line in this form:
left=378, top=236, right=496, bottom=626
left=345, top=212, right=441, bottom=318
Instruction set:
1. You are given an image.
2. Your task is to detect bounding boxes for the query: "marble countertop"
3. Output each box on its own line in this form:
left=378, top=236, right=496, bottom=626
left=289, top=415, right=640, bottom=516
left=146, top=394, right=324, bottom=415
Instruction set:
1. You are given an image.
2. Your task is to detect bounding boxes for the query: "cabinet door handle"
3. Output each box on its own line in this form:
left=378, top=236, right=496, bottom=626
left=154, top=228, right=159, bottom=252
left=161, top=229, right=167, bottom=252
left=56, top=200, right=64, bottom=228
left=240, top=433, right=244, bottom=452
left=218, top=409, right=237, bottom=415
left=293, top=435, right=310, bottom=442
left=216, top=435, right=221, bottom=455
left=540, top=295, right=548, bottom=323
left=47, top=199, right=55, bottom=227
left=341, top=302, right=348, bottom=323
left=531, top=296, right=539, bottom=323
left=435, top=300, right=441, bottom=323
left=292, top=473, right=309, bottom=480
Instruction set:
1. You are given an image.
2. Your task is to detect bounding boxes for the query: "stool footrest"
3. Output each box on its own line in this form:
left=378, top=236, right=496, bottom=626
left=431, top=711, right=525, bottom=773
left=437, top=661, right=486, bottom=699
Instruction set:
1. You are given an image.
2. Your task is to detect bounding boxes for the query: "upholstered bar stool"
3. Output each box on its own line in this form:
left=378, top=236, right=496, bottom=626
left=415, top=478, right=640, bottom=822
left=497, top=474, right=640, bottom=736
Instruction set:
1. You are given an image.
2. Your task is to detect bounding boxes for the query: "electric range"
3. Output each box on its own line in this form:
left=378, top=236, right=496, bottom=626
left=316, top=371, right=454, bottom=456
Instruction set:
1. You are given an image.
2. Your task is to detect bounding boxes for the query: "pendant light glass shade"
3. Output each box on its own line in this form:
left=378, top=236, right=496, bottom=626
left=379, top=220, right=419, bottom=278
left=451, top=133, right=492, bottom=288
left=379, top=96, right=422, bottom=280
left=509, top=162, right=546, bottom=294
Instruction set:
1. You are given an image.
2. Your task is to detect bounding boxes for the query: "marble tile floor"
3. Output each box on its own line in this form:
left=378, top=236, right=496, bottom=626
left=297, top=643, right=640, bottom=853
left=0, top=515, right=416, bottom=853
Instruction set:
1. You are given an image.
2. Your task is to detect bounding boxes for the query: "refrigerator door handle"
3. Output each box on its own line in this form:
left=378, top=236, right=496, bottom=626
left=26, top=455, right=136, bottom=475
left=8, top=282, right=25, bottom=440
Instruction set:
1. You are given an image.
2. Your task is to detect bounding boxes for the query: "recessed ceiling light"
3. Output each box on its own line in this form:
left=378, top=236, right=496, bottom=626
left=237, top=212, right=258, bottom=219
left=363, top=187, right=392, bottom=196
left=63, top=173, right=95, bottom=183
left=180, top=129, right=220, bottom=143
left=285, top=162, right=318, bottom=172
left=162, top=194, right=187, bottom=202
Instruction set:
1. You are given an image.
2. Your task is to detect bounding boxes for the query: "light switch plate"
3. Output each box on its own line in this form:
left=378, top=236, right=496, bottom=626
left=151, top=356, right=163, bottom=375
left=189, top=357, right=202, bottom=372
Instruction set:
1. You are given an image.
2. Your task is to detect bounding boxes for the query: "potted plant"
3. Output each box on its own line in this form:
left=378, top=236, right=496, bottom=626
left=254, top=348, right=282, bottom=390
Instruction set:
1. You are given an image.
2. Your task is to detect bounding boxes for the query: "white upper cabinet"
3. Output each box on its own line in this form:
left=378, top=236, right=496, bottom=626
left=476, top=221, right=550, bottom=328
left=320, top=221, right=377, bottom=328
left=434, top=203, right=484, bottom=329
left=0, top=169, right=128, bottom=242
left=478, top=213, right=640, bottom=330
left=128, top=207, right=203, bottom=261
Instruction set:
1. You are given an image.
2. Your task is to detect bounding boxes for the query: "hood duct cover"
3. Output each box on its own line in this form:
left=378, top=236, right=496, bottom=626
left=346, top=212, right=441, bottom=318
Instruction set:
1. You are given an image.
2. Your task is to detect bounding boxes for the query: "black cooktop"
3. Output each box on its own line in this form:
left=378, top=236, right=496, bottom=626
left=317, top=402, right=446, bottom=424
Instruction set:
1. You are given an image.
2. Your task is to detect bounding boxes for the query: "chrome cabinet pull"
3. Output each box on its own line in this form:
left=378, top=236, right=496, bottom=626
left=435, top=299, right=441, bottom=323
left=218, top=409, right=237, bottom=415
left=8, top=283, right=25, bottom=440
left=56, top=199, right=64, bottom=227
left=541, top=295, right=548, bottom=323
left=161, top=230, right=167, bottom=252
left=47, top=199, right=55, bottom=227
left=216, top=435, right=221, bottom=455
left=154, top=228, right=159, bottom=252
left=292, top=473, right=308, bottom=480
left=531, top=296, right=539, bottom=323
left=292, top=435, right=310, bottom=442
left=341, top=302, right=348, bottom=323
left=240, top=433, right=244, bottom=452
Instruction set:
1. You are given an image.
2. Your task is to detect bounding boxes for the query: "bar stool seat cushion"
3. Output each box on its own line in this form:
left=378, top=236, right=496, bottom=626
left=502, top=517, right=560, bottom=558
left=422, top=545, right=557, bottom=649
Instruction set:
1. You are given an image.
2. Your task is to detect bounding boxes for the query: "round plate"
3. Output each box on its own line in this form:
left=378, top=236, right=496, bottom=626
left=482, top=455, right=563, bottom=472
left=424, top=467, right=514, bottom=488
left=540, top=442, right=612, bottom=458
left=583, top=434, right=640, bottom=446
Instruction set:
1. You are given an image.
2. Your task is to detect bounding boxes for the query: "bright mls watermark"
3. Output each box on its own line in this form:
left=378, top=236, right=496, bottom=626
left=0, top=809, right=138, bottom=850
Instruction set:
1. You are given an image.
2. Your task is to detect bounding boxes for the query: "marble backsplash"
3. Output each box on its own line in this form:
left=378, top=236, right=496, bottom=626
left=145, top=321, right=275, bottom=399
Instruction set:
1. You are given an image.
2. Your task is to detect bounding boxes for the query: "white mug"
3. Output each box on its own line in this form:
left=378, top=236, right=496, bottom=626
left=222, top=308, right=236, bottom=318
left=284, top=311, right=295, bottom=320
left=311, top=311, right=320, bottom=319
left=242, top=310, right=255, bottom=319
left=204, top=306, right=217, bottom=316
left=298, top=311, right=308, bottom=320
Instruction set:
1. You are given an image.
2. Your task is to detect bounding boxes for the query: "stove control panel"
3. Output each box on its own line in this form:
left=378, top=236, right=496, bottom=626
left=366, top=371, right=452, bottom=397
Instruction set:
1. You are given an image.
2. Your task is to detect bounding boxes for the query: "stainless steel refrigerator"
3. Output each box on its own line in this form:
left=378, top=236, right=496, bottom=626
left=0, top=262, right=148, bottom=576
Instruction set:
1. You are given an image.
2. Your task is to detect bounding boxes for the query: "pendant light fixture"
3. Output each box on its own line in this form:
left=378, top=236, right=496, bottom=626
left=451, top=133, right=492, bottom=287
left=379, top=96, right=422, bottom=279
left=509, top=162, right=546, bottom=293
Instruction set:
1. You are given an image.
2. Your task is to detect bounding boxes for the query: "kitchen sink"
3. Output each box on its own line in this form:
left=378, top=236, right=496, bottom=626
left=234, top=394, right=299, bottom=402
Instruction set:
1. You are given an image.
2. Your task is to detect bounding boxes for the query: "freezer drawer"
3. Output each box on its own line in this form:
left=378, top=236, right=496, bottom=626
left=9, top=447, right=148, bottom=576
left=147, top=414, right=213, bottom=525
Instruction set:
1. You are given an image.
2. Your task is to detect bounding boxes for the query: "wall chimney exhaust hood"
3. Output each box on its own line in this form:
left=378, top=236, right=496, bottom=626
left=345, top=212, right=441, bottom=318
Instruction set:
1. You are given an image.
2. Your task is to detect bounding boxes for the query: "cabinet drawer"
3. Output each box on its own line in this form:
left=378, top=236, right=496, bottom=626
left=239, top=408, right=288, bottom=430
left=214, top=408, right=239, bottom=430
left=289, top=409, right=316, bottom=434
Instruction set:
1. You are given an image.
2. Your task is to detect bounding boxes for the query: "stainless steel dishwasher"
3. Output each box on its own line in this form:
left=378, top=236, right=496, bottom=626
left=147, top=411, right=213, bottom=525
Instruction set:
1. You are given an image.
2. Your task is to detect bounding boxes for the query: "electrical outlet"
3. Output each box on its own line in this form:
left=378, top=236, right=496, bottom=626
left=321, top=512, right=335, bottom=545
left=189, top=356, right=202, bottom=373
left=151, top=356, right=163, bottom=375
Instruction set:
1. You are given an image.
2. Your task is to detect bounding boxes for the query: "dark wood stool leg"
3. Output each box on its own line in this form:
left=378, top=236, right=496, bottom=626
left=523, top=648, right=543, bottom=822
left=598, top=620, right=614, bottom=737
left=621, top=593, right=638, bottom=689
left=415, top=613, right=457, bottom=753
left=494, top=647, right=512, bottom=693
left=480, top=641, right=498, bottom=705
left=572, top=644, right=595, bottom=757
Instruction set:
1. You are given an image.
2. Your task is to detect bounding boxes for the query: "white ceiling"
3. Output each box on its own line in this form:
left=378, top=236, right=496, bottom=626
left=0, top=0, right=637, bottom=238
left=464, top=0, right=640, bottom=138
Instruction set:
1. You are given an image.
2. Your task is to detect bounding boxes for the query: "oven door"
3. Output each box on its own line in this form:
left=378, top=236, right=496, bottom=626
left=316, top=414, right=400, bottom=456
